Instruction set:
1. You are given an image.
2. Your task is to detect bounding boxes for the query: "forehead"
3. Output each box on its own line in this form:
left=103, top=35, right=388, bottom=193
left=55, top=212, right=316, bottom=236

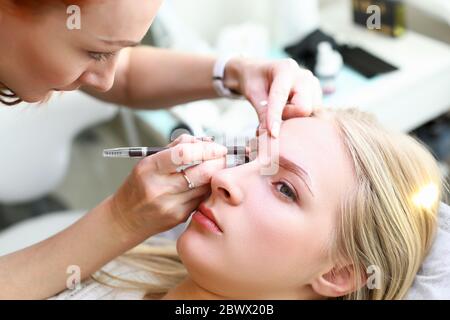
left=278, top=117, right=356, bottom=208
left=80, top=0, right=161, bottom=42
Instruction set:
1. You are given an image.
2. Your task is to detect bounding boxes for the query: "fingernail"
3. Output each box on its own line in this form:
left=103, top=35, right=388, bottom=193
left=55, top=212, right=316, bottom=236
left=260, top=100, right=268, bottom=107
left=271, top=121, right=280, bottom=138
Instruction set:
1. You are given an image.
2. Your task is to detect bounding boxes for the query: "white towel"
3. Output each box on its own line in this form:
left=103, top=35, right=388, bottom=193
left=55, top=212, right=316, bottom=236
left=406, top=203, right=450, bottom=299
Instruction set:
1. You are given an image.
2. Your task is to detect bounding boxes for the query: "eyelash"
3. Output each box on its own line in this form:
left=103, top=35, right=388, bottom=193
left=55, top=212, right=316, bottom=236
left=238, top=154, right=299, bottom=203
left=273, top=180, right=298, bottom=202
left=89, top=52, right=116, bottom=62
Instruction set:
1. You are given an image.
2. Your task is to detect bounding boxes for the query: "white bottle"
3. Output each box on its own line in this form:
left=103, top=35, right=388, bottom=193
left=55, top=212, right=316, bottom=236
left=314, top=42, right=343, bottom=95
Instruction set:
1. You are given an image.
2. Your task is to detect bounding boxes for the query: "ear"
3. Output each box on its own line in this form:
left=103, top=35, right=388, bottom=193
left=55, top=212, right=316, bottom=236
left=310, top=265, right=367, bottom=298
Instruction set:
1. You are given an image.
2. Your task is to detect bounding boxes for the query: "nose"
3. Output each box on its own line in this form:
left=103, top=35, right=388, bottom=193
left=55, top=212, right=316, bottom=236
left=210, top=168, right=244, bottom=206
left=79, top=59, right=118, bottom=92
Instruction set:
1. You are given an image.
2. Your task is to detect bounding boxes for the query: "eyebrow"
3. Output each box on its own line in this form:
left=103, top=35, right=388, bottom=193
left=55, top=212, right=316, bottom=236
left=99, top=39, right=141, bottom=47
left=277, top=155, right=315, bottom=197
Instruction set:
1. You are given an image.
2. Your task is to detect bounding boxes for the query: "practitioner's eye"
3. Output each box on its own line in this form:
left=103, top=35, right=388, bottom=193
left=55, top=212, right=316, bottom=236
left=274, top=181, right=298, bottom=202
left=88, top=51, right=117, bottom=62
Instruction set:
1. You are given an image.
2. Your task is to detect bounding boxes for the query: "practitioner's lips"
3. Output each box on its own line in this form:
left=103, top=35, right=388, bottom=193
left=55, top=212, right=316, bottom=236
left=192, top=203, right=223, bottom=234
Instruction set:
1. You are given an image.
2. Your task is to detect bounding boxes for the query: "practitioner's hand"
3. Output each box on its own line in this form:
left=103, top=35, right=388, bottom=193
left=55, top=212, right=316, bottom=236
left=223, top=57, right=323, bottom=138
left=109, top=134, right=227, bottom=239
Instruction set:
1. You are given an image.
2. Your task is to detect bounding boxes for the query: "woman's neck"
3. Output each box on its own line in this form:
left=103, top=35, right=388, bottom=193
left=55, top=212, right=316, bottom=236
left=161, top=277, right=226, bottom=300
left=160, top=276, right=323, bottom=300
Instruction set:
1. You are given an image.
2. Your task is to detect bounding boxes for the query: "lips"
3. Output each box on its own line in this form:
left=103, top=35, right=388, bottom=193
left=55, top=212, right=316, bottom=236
left=198, top=203, right=223, bottom=233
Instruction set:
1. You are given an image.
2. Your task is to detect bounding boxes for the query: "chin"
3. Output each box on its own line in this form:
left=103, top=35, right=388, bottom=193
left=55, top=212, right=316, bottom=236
left=176, top=229, right=190, bottom=262
left=177, top=230, right=240, bottom=299
left=19, top=91, right=52, bottom=104
left=177, top=225, right=223, bottom=275
left=177, top=227, right=205, bottom=268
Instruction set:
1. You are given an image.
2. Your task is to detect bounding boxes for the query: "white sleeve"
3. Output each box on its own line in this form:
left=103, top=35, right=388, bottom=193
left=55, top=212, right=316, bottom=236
left=48, top=260, right=153, bottom=300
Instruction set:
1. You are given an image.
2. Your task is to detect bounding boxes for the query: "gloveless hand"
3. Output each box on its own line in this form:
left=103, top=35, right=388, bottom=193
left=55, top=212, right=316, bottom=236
left=224, top=57, right=323, bottom=137
left=109, top=135, right=227, bottom=240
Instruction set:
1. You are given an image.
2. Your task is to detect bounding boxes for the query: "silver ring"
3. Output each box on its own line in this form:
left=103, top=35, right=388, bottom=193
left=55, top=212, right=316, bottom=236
left=181, top=170, right=195, bottom=190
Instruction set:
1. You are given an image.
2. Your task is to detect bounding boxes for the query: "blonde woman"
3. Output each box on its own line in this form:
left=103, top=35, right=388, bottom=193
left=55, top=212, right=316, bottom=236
left=50, top=108, right=447, bottom=300
left=0, top=0, right=323, bottom=299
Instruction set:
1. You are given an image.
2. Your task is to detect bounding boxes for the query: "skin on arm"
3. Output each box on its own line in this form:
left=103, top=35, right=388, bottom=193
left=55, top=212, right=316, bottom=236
left=83, top=46, right=219, bottom=109
left=83, top=47, right=321, bottom=139
left=0, top=197, right=146, bottom=299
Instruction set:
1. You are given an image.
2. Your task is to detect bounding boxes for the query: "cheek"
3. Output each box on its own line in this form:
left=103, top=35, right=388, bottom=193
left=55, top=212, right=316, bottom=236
left=226, top=194, right=333, bottom=283
left=233, top=198, right=303, bottom=267
left=25, top=40, right=86, bottom=87
left=176, top=226, right=233, bottom=295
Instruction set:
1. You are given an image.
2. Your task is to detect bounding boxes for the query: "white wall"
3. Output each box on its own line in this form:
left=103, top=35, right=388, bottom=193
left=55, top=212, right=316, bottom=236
left=167, top=0, right=450, bottom=46
left=167, top=0, right=323, bottom=49
left=169, top=0, right=272, bottom=44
